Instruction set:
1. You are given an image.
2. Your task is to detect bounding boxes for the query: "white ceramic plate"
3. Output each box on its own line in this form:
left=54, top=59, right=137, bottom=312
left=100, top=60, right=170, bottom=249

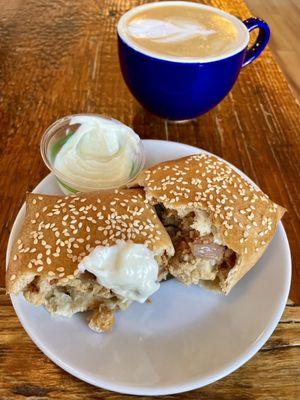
left=6, top=140, right=291, bottom=396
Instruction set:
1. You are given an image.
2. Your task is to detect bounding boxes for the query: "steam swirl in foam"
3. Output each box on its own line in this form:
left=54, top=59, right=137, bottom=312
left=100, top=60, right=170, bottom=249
left=128, top=18, right=215, bottom=43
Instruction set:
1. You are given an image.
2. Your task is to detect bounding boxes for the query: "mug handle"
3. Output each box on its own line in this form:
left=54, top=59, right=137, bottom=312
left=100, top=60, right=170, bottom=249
left=242, top=17, right=270, bottom=67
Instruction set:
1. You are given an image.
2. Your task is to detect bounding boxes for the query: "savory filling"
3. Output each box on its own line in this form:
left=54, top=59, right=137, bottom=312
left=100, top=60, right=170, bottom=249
left=156, top=253, right=170, bottom=280
left=22, top=251, right=170, bottom=332
left=155, top=204, right=236, bottom=287
left=24, top=271, right=129, bottom=332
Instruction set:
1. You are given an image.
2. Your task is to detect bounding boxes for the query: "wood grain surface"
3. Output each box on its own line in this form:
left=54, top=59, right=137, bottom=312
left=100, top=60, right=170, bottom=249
left=246, top=0, right=300, bottom=99
left=0, top=0, right=299, bottom=399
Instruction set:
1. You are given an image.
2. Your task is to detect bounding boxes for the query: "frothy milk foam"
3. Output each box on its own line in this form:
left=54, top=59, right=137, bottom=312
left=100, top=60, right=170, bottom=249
left=119, top=2, right=248, bottom=61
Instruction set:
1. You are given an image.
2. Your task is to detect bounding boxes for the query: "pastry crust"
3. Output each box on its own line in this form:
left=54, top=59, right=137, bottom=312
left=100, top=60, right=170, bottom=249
left=7, top=189, right=174, bottom=293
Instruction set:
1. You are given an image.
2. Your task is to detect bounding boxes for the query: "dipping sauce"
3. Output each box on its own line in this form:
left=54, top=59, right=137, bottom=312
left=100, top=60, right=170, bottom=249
left=78, top=241, right=160, bottom=303
left=40, top=114, right=145, bottom=194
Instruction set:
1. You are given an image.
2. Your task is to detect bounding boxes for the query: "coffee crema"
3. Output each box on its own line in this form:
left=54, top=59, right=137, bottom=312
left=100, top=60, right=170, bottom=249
left=119, top=2, right=248, bottom=61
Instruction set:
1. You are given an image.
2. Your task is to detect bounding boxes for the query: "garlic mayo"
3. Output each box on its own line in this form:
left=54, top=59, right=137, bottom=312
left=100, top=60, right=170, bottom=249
left=54, top=115, right=142, bottom=190
left=78, top=241, right=160, bottom=303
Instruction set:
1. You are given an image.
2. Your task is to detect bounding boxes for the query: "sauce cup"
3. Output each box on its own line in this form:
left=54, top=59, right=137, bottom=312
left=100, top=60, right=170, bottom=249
left=40, top=114, right=145, bottom=194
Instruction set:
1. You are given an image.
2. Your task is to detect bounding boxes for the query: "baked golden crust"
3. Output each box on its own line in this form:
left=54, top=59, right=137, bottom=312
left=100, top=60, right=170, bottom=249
left=130, top=154, right=286, bottom=293
left=6, top=189, right=174, bottom=294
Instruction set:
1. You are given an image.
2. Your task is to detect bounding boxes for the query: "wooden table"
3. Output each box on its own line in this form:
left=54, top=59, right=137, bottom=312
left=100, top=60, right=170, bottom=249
left=1, top=0, right=299, bottom=398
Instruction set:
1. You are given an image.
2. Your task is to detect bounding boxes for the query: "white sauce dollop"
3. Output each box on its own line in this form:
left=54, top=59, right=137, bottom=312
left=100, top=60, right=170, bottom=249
left=78, top=241, right=160, bottom=303
left=54, top=115, right=141, bottom=190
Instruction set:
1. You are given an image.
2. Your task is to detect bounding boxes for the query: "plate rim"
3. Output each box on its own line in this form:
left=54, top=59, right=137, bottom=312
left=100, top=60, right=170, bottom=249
left=7, top=139, right=292, bottom=396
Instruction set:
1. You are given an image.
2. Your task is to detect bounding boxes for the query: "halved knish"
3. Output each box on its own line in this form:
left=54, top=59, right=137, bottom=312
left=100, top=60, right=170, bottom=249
left=130, top=154, right=285, bottom=294
left=6, top=190, right=174, bottom=332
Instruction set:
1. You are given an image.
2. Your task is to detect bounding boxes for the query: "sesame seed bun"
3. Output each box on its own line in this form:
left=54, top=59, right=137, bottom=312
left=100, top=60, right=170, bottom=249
left=130, top=154, right=286, bottom=293
left=7, top=189, right=174, bottom=295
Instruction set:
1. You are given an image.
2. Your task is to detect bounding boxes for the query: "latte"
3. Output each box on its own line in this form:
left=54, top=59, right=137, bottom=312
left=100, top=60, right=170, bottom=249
left=118, top=2, right=248, bottom=61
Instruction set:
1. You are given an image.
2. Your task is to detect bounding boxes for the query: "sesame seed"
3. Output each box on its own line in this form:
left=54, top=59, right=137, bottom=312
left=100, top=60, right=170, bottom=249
left=37, top=266, right=43, bottom=272
left=10, top=274, right=16, bottom=281
left=13, top=255, right=18, bottom=261
left=32, top=199, right=37, bottom=205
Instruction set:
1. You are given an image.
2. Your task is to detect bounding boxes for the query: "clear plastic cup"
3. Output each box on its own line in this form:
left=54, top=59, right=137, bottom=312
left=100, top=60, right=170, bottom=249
left=40, top=114, right=145, bottom=194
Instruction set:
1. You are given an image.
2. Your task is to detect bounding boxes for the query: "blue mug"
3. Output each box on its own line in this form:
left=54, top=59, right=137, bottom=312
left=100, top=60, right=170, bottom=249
left=117, top=2, right=270, bottom=121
